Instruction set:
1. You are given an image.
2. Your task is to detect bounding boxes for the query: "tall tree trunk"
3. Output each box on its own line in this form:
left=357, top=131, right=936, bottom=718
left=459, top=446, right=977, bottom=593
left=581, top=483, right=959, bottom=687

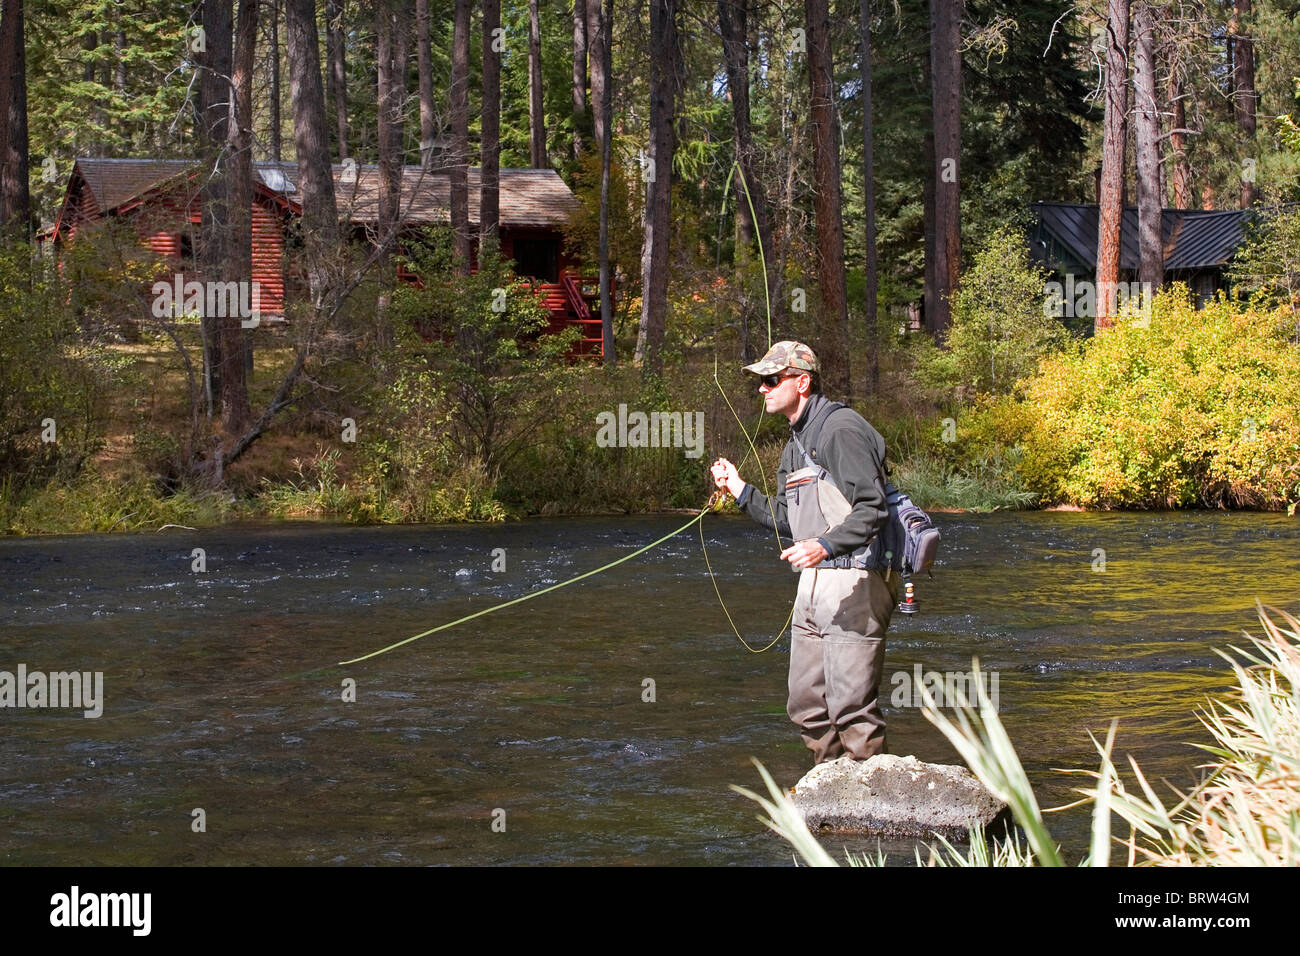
left=859, top=0, right=878, bottom=393
left=113, top=30, right=126, bottom=94
left=719, top=0, right=753, bottom=248
left=376, top=0, right=406, bottom=260
left=449, top=0, right=471, bottom=273
left=572, top=0, right=587, bottom=159
left=325, top=0, right=348, bottom=160
left=805, top=0, right=850, bottom=395
left=1133, top=2, right=1163, bottom=291
left=929, top=0, right=961, bottom=345
left=588, top=0, right=604, bottom=149
left=1231, top=0, right=1256, bottom=207
left=284, top=0, right=340, bottom=300
left=1095, top=0, right=1128, bottom=330
left=780, top=116, right=797, bottom=321
left=221, top=0, right=258, bottom=435
left=481, top=0, right=501, bottom=252
left=376, top=0, right=394, bottom=226
left=222, top=0, right=338, bottom=473
left=596, top=0, right=614, bottom=365
left=268, top=0, right=282, bottom=162
left=416, top=0, right=436, bottom=168
left=0, top=0, right=30, bottom=239
left=198, top=0, right=234, bottom=420
left=1168, top=74, right=1191, bottom=208
left=923, top=126, right=935, bottom=334
left=528, top=0, right=546, bottom=167
left=635, top=0, right=676, bottom=375
left=922, top=48, right=934, bottom=334
left=719, top=0, right=780, bottom=360
left=375, top=0, right=407, bottom=346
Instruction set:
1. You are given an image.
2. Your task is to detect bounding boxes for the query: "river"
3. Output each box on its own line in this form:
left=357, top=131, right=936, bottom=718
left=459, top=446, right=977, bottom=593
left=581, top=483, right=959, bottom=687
left=1, top=511, right=1297, bottom=865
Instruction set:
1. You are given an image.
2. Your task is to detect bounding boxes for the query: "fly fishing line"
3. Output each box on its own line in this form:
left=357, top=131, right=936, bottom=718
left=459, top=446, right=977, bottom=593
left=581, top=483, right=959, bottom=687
left=696, top=161, right=791, bottom=653
left=339, top=509, right=709, bottom=665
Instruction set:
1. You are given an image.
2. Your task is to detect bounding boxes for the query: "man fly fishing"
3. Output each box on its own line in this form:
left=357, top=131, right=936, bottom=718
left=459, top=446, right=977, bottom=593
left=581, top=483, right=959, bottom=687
left=710, top=341, right=901, bottom=763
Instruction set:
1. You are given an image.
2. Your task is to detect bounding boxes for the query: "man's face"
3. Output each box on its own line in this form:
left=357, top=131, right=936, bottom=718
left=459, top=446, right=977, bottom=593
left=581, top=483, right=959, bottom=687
left=758, top=368, right=808, bottom=417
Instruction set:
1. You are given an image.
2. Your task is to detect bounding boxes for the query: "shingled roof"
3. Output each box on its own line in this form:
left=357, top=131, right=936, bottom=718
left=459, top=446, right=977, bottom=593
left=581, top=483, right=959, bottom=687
left=1030, top=202, right=1252, bottom=272
left=65, top=157, right=578, bottom=230
left=287, top=163, right=580, bottom=229
left=72, top=158, right=195, bottom=215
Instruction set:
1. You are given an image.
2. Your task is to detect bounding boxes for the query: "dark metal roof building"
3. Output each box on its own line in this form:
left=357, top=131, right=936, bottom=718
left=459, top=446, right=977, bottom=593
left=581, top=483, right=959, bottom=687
left=1029, top=202, right=1253, bottom=304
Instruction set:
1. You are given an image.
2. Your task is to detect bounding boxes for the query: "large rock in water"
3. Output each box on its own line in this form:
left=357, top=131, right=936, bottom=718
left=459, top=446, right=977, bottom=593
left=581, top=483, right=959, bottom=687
left=791, top=754, right=1007, bottom=837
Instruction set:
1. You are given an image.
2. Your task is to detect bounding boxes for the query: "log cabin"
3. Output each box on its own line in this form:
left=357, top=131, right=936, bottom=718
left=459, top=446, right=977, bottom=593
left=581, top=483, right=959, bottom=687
left=44, top=157, right=603, bottom=355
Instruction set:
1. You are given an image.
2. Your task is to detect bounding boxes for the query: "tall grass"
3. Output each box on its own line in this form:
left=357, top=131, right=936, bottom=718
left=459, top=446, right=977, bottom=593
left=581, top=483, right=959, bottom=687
left=891, top=450, right=1040, bottom=513
left=737, top=604, right=1300, bottom=867
left=0, top=470, right=233, bottom=534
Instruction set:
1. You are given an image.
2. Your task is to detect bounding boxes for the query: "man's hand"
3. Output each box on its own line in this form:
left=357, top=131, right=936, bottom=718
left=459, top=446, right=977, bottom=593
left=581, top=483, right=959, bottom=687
left=780, top=539, right=829, bottom=569
left=710, top=457, right=746, bottom=499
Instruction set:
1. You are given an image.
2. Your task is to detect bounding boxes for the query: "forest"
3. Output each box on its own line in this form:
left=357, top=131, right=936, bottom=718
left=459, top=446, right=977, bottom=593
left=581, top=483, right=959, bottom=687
left=1, top=0, right=1299, bottom=531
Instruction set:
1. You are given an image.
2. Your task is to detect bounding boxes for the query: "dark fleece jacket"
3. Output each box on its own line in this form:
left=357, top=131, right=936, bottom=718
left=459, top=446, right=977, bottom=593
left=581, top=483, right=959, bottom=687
left=736, top=393, right=889, bottom=559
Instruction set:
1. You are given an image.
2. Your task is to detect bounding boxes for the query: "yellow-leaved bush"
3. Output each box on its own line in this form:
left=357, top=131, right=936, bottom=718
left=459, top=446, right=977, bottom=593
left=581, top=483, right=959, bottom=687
left=986, top=288, right=1300, bottom=508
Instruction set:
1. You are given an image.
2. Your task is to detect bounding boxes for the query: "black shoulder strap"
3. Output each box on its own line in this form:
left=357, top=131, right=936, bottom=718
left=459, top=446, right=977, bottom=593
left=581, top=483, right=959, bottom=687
left=790, top=400, right=842, bottom=470
left=801, top=400, right=892, bottom=480
left=800, top=401, right=845, bottom=457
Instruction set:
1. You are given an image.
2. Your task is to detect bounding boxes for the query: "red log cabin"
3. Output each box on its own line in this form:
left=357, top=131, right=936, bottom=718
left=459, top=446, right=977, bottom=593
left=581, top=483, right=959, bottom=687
left=45, top=157, right=604, bottom=356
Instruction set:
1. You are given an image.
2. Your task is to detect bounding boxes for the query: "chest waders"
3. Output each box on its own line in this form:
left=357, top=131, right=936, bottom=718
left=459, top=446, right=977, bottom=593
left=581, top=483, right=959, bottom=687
left=783, top=401, right=894, bottom=573
left=783, top=402, right=941, bottom=613
left=781, top=402, right=900, bottom=762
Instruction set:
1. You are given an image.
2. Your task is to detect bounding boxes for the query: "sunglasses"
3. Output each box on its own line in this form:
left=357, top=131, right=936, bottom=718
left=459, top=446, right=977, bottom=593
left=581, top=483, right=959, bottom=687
left=760, top=372, right=802, bottom=389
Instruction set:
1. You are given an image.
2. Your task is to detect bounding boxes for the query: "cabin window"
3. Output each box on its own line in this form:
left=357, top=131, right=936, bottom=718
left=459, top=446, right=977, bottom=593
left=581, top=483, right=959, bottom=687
left=512, top=238, right=559, bottom=282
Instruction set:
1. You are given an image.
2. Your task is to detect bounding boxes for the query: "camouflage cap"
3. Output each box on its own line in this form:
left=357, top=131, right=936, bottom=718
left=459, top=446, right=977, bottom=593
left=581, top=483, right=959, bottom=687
left=742, top=340, right=818, bottom=376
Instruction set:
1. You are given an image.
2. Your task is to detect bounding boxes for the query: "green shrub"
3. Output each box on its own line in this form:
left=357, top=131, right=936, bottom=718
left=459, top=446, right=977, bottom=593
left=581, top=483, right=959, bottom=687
left=350, top=234, right=579, bottom=519
left=916, top=225, right=1067, bottom=398
left=0, top=242, right=123, bottom=486
left=0, top=469, right=231, bottom=534
left=1228, top=205, right=1300, bottom=327
left=1011, top=289, right=1300, bottom=508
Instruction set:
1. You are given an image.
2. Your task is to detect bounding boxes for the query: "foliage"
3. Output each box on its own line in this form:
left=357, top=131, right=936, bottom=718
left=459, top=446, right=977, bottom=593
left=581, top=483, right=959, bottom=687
left=1279, top=77, right=1300, bottom=153
left=1228, top=205, right=1300, bottom=325
left=842, top=0, right=1094, bottom=305
left=0, top=468, right=232, bottom=535
left=890, top=449, right=1039, bottom=513
left=387, top=234, right=577, bottom=471
left=26, top=0, right=193, bottom=223
left=565, top=147, right=643, bottom=328
left=738, top=604, right=1300, bottom=868
left=502, top=362, right=716, bottom=514
left=0, top=242, right=126, bottom=486
left=340, top=233, right=579, bottom=519
left=59, top=217, right=175, bottom=343
left=915, top=225, right=1066, bottom=397
left=1002, top=289, right=1300, bottom=508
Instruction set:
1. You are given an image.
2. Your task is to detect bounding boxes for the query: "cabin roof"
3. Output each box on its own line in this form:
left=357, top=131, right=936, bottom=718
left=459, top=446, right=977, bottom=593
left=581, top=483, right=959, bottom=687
left=66, top=157, right=577, bottom=231
left=1030, top=202, right=1253, bottom=273
left=74, top=158, right=194, bottom=214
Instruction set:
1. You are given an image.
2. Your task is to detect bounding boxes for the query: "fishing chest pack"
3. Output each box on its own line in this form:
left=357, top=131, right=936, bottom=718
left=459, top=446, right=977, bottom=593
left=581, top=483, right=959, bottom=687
left=786, top=401, right=941, bottom=580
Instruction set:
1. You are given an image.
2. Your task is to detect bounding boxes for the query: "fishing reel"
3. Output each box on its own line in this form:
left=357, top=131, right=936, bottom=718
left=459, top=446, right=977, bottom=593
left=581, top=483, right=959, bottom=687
left=705, top=489, right=732, bottom=513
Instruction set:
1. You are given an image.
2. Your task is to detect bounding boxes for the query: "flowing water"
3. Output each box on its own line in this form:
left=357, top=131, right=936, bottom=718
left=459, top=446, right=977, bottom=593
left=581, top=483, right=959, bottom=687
left=1, top=511, right=1297, bottom=866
